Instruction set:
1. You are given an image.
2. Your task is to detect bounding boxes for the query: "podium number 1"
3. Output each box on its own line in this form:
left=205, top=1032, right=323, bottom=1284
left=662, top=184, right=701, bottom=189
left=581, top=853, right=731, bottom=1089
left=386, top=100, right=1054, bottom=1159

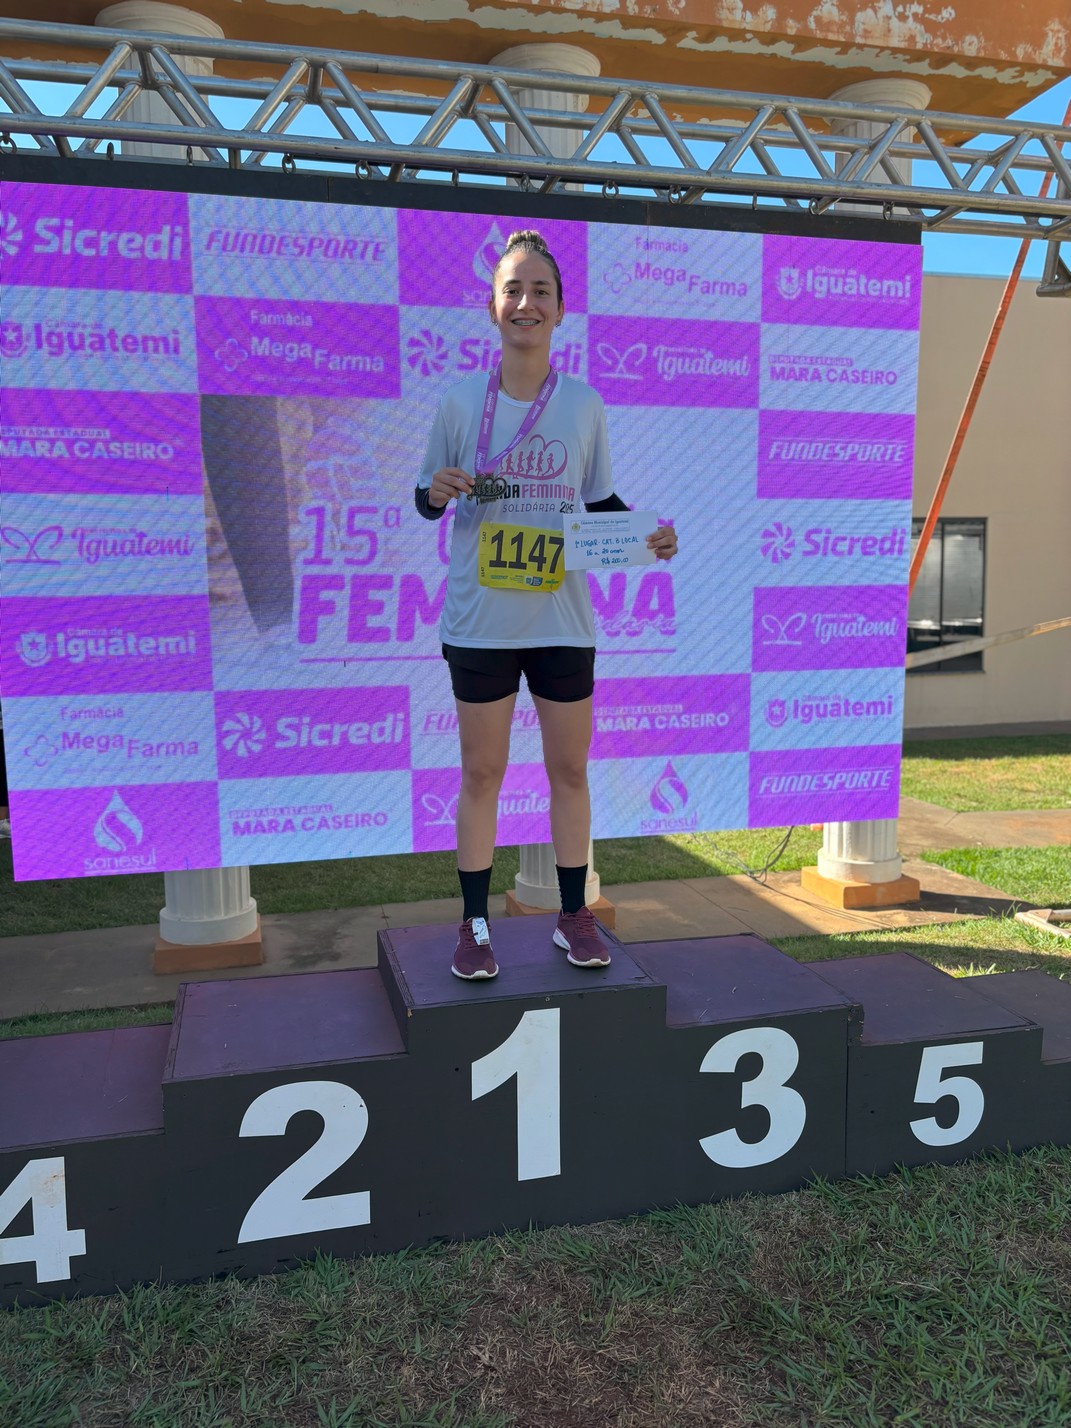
left=472, top=1009, right=561, bottom=1181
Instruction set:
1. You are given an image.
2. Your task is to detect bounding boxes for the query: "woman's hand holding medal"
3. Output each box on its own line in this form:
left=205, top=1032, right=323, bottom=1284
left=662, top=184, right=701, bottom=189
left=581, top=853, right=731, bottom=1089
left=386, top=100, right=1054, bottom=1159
left=429, top=466, right=475, bottom=507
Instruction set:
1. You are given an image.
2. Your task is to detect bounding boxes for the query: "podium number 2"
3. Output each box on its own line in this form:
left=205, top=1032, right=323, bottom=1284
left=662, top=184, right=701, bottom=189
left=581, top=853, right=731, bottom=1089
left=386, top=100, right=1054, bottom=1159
left=910, top=1042, right=985, bottom=1146
left=700, top=1027, right=807, bottom=1168
left=0, top=1157, right=87, bottom=1283
left=472, top=1009, right=561, bottom=1182
left=237, top=1081, right=371, bottom=1244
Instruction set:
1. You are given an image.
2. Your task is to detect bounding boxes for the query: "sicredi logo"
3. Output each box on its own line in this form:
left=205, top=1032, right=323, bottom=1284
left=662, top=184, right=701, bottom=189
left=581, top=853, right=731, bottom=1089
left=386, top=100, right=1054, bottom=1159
left=1, top=212, right=184, bottom=262
left=222, top=710, right=406, bottom=755
left=5, top=320, right=182, bottom=359
left=765, top=695, right=895, bottom=727
left=15, top=625, right=199, bottom=666
left=767, top=353, right=897, bottom=388
left=759, top=524, right=908, bottom=562
left=1, top=212, right=23, bottom=257
left=406, top=329, right=582, bottom=379
left=204, top=226, right=386, bottom=263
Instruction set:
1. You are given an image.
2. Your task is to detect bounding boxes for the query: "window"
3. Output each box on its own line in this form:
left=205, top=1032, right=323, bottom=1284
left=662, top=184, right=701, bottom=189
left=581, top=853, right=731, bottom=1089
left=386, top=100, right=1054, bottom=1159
left=907, top=518, right=986, bottom=674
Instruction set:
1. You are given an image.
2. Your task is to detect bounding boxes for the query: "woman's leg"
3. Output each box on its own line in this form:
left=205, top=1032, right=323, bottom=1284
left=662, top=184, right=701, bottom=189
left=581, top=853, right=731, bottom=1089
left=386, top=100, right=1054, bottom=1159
left=455, top=694, right=517, bottom=871
left=532, top=693, right=593, bottom=867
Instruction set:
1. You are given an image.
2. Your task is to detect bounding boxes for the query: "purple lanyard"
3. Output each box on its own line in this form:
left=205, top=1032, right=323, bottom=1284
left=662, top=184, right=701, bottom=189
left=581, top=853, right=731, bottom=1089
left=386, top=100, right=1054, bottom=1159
left=473, top=365, right=557, bottom=478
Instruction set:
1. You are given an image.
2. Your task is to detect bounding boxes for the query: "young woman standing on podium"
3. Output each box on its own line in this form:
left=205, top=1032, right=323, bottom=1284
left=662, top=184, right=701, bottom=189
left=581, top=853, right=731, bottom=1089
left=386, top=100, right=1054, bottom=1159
left=416, top=230, right=678, bottom=980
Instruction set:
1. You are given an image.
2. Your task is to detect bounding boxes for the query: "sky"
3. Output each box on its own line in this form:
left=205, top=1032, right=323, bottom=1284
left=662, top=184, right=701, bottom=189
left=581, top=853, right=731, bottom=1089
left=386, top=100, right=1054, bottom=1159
left=9, top=70, right=1070, bottom=283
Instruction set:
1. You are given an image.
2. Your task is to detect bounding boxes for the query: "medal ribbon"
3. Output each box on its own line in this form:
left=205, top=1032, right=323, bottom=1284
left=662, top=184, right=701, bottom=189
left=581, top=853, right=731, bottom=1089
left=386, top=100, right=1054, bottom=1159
left=473, top=364, right=558, bottom=479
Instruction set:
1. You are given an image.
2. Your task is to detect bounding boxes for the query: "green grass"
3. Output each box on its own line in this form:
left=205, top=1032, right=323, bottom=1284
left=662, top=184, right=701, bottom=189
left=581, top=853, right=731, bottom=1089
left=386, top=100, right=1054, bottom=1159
left=2, top=1149, right=1071, bottom=1427
left=901, top=734, right=1071, bottom=812
left=0, top=826, right=823, bottom=941
left=921, top=846, right=1071, bottom=908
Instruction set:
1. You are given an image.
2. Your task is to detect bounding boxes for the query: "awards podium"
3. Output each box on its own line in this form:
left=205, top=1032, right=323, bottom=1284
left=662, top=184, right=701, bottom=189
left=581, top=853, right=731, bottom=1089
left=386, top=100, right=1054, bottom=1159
left=3, top=917, right=1070, bottom=1306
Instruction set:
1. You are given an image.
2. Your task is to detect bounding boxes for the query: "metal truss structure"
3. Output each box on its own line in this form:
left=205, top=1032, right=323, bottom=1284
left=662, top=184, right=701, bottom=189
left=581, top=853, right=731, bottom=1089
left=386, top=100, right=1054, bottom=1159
left=0, top=17, right=1068, bottom=292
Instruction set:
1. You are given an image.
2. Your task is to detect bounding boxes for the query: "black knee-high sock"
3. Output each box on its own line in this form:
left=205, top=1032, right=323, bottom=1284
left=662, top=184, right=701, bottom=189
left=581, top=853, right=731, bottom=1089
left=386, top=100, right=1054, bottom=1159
left=556, top=864, right=588, bottom=917
left=458, top=866, right=493, bottom=922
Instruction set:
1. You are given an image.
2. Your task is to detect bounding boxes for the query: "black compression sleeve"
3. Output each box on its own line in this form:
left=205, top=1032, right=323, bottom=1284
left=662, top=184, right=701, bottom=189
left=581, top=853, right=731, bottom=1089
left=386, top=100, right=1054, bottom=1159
left=415, top=484, right=448, bottom=520
left=584, top=492, right=630, bottom=513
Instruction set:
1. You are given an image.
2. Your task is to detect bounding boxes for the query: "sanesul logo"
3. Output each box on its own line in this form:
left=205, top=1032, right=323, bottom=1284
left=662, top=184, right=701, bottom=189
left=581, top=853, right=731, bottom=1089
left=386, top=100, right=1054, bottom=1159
left=640, top=761, right=698, bottom=832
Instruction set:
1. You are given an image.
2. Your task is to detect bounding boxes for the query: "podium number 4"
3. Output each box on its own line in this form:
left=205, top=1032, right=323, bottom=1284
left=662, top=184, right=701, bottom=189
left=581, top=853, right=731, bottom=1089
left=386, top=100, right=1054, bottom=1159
left=0, top=1157, right=87, bottom=1283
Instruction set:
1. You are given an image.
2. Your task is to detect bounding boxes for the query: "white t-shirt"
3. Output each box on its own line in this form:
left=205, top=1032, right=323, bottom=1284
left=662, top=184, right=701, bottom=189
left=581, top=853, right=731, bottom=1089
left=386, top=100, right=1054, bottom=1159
left=419, top=372, right=614, bottom=649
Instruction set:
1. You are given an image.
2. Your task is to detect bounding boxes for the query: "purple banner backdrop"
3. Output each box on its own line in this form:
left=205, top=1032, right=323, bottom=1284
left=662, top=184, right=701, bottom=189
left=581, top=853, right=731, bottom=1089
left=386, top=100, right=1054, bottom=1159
left=0, top=179, right=921, bottom=879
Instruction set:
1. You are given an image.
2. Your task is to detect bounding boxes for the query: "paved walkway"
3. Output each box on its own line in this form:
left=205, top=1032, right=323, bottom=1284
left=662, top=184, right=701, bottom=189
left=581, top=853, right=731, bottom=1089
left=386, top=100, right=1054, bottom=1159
left=2, top=800, right=1067, bottom=1021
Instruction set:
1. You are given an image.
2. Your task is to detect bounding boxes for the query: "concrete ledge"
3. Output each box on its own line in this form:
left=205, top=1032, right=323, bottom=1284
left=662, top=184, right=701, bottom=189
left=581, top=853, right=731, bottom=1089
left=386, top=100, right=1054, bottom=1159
left=153, top=918, right=264, bottom=975
left=800, top=867, right=921, bottom=910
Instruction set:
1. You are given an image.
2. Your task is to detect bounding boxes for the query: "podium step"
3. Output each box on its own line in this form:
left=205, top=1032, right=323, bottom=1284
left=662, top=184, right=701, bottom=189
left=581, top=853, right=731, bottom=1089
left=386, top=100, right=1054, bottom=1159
left=631, top=936, right=859, bottom=1200
left=0, top=1026, right=170, bottom=1306
left=805, top=953, right=1042, bottom=1176
left=4, top=932, right=1071, bottom=1307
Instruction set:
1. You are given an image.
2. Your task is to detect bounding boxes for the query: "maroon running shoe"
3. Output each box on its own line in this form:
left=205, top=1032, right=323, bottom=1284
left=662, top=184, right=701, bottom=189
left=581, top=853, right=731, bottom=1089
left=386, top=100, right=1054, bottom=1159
left=553, top=906, right=611, bottom=968
left=452, top=916, right=499, bottom=980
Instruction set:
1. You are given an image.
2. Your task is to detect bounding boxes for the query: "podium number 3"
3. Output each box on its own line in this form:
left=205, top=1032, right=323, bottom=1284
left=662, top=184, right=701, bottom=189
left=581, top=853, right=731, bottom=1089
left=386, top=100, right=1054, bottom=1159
left=700, top=1026, right=808, bottom=1168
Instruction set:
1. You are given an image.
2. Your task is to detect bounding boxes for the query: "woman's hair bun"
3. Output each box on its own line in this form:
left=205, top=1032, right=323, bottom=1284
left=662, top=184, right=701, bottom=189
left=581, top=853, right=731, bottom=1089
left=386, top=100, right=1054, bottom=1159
left=505, top=229, right=549, bottom=253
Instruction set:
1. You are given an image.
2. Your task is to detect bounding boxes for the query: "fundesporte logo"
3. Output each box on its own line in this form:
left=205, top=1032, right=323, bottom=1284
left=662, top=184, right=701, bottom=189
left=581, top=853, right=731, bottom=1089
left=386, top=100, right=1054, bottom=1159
left=0, top=212, right=24, bottom=258
left=93, top=791, right=144, bottom=852
left=221, top=712, right=266, bottom=758
left=760, top=523, right=796, bottom=563
left=406, top=329, right=450, bottom=376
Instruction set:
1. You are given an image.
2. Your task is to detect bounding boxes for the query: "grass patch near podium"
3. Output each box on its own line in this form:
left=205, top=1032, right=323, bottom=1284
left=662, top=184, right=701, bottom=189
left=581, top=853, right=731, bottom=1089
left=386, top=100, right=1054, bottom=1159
left=2, top=1147, right=1071, bottom=1427
left=920, top=846, right=1071, bottom=909
left=901, top=734, right=1071, bottom=812
left=0, top=826, right=823, bottom=941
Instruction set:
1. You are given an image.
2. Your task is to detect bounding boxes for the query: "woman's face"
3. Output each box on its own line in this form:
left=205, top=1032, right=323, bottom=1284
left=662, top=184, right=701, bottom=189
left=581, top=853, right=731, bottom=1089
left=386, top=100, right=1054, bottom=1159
left=488, top=250, right=564, bottom=354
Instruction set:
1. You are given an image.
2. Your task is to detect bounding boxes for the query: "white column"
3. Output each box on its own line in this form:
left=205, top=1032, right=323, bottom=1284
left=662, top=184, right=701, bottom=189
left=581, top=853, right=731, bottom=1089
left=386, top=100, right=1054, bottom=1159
left=492, top=43, right=603, bottom=912
left=818, top=77, right=930, bottom=896
left=96, top=2, right=258, bottom=949
left=95, top=3, right=223, bottom=161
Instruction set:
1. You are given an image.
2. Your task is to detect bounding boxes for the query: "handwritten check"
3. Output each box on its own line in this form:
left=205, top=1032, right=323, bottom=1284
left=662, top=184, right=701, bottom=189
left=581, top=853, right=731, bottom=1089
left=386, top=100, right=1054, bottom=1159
left=563, top=511, right=659, bottom=571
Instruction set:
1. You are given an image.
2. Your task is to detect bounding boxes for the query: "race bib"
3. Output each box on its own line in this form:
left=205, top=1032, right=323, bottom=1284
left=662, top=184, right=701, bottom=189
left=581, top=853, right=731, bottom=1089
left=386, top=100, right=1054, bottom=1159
left=477, top=522, right=565, bottom=593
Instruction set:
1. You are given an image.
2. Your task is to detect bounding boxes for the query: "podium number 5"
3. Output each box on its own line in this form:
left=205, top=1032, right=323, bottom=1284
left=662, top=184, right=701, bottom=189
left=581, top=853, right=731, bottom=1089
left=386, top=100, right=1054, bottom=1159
left=910, top=1042, right=984, bottom=1146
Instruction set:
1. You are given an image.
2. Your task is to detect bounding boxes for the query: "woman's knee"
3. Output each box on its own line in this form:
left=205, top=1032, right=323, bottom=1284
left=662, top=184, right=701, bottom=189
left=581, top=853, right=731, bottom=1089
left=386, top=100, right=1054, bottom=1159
left=460, top=753, right=509, bottom=799
left=545, top=755, right=589, bottom=794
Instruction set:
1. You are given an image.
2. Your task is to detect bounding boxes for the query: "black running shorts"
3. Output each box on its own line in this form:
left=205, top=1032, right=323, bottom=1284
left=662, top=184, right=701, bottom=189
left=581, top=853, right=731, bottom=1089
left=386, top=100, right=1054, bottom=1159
left=443, top=644, right=596, bottom=704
